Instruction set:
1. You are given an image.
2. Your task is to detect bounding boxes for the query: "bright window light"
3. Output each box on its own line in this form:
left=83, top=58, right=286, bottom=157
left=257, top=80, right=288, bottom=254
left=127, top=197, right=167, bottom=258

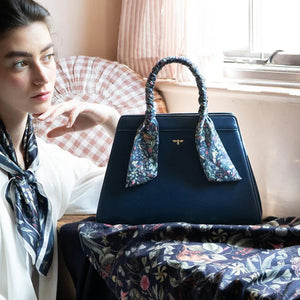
left=221, top=0, right=300, bottom=62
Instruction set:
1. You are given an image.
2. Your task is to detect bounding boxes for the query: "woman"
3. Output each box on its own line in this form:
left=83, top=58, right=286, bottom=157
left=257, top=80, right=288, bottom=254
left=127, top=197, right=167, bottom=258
left=0, top=0, right=119, bottom=299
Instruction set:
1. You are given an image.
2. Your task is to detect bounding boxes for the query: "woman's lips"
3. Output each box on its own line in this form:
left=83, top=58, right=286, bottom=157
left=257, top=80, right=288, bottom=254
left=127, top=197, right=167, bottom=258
left=31, top=91, right=51, bottom=102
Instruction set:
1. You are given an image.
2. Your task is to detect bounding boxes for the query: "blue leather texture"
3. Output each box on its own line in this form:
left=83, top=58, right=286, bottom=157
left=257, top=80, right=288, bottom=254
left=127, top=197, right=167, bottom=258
left=96, top=113, right=262, bottom=225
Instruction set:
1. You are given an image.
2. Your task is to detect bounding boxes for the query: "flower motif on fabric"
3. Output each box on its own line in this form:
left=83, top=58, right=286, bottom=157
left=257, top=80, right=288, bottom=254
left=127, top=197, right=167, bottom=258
left=195, top=116, right=241, bottom=181
left=140, top=275, right=150, bottom=291
left=126, top=118, right=159, bottom=187
left=79, top=217, right=300, bottom=300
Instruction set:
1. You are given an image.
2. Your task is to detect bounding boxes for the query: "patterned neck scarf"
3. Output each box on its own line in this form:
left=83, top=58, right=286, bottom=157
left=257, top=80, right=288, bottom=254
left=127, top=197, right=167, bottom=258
left=0, top=116, right=53, bottom=276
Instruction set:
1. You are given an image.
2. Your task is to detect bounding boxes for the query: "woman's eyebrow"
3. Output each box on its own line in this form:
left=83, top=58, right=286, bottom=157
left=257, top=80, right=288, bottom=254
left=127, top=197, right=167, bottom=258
left=41, top=43, right=54, bottom=53
left=5, top=50, right=31, bottom=58
left=4, top=43, right=54, bottom=58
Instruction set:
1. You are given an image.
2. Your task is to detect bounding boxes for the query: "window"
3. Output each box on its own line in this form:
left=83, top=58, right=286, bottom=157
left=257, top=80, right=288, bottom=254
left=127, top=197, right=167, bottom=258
left=218, top=0, right=300, bottom=88
left=221, top=0, right=300, bottom=65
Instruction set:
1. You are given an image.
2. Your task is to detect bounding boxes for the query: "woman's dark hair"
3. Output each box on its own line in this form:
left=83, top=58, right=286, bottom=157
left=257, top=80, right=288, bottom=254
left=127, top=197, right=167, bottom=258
left=0, top=0, right=50, bottom=37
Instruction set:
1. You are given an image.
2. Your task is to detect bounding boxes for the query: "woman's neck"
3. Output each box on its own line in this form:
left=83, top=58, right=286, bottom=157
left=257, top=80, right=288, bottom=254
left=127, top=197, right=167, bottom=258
left=1, top=113, right=28, bottom=169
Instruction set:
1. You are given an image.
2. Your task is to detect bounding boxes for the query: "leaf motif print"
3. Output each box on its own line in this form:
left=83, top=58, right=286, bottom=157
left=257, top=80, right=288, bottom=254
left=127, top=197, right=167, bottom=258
left=262, top=253, right=276, bottom=269
left=261, top=267, right=284, bottom=284
left=246, top=257, right=258, bottom=273
left=273, top=269, right=292, bottom=285
left=78, top=218, right=300, bottom=299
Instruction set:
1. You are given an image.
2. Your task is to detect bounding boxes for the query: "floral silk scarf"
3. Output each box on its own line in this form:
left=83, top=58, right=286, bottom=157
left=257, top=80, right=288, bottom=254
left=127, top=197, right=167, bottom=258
left=0, top=116, right=53, bottom=276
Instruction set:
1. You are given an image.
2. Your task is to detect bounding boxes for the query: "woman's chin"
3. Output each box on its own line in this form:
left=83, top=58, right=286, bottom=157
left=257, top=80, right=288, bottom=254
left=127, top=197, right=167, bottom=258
left=31, top=103, right=51, bottom=116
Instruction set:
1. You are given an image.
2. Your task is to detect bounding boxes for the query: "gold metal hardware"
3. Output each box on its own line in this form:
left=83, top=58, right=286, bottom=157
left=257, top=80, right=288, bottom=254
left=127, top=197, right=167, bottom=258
left=172, top=139, right=184, bottom=145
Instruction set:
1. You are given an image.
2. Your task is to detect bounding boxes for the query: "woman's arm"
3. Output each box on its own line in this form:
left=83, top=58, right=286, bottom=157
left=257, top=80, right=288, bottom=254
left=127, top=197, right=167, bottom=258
left=35, top=100, right=120, bottom=138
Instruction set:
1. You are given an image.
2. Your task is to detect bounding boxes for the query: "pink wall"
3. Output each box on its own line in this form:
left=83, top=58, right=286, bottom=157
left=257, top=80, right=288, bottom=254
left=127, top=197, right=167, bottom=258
left=37, top=0, right=122, bottom=60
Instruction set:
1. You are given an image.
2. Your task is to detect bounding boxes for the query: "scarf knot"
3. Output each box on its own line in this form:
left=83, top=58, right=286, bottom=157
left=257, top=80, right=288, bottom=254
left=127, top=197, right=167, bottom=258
left=0, top=117, right=54, bottom=276
left=24, top=170, right=36, bottom=184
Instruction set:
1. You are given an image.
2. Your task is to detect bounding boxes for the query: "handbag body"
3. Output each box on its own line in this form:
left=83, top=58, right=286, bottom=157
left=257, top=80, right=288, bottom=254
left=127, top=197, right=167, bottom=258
left=96, top=57, right=262, bottom=225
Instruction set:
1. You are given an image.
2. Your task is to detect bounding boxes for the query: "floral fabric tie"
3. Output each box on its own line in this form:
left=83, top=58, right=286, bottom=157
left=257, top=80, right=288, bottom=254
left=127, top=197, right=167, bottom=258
left=126, top=56, right=241, bottom=187
left=0, top=116, right=53, bottom=276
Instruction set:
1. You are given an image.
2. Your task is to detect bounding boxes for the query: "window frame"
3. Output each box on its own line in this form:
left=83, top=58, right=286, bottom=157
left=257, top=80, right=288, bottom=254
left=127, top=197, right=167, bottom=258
left=222, top=0, right=300, bottom=87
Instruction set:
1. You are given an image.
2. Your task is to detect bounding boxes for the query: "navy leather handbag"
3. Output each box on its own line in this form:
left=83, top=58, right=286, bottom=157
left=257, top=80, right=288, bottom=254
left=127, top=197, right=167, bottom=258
left=96, top=57, right=262, bottom=225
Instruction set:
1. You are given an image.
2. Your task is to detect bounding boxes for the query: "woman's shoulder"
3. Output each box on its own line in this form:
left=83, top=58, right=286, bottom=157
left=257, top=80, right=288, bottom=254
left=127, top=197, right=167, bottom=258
left=36, top=137, right=103, bottom=172
left=36, top=137, right=80, bottom=160
left=36, top=137, right=72, bottom=164
left=37, top=137, right=66, bottom=151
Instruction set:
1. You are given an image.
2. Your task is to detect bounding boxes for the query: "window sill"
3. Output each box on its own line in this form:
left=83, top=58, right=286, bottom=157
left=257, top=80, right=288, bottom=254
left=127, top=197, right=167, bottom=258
left=223, top=62, right=300, bottom=89
left=207, top=81, right=300, bottom=98
left=156, top=62, right=300, bottom=98
left=156, top=79, right=300, bottom=100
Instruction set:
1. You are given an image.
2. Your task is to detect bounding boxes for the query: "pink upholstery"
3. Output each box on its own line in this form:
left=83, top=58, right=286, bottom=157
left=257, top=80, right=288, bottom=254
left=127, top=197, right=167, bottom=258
left=36, top=56, right=167, bottom=167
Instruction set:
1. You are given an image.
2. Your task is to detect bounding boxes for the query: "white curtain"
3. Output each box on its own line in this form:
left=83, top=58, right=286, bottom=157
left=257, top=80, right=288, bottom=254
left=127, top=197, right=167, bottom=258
left=117, top=0, right=224, bottom=82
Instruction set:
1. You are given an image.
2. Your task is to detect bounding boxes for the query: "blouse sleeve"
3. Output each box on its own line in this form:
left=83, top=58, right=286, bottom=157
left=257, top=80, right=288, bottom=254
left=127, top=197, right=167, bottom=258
left=36, top=138, right=106, bottom=220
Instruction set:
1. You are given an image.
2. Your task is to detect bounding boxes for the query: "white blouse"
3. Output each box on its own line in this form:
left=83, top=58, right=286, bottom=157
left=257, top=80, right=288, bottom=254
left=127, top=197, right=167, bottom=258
left=0, top=138, right=105, bottom=300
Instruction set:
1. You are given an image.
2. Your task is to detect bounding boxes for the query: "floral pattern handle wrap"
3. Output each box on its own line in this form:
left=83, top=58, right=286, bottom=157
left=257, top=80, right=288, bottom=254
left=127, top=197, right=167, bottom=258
left=126, top=56, right=241, bottom=187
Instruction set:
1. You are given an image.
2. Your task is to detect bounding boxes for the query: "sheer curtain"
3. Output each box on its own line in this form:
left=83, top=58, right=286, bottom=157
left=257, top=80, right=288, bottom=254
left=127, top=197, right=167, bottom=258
left=117, top=0, right=224, bottom=82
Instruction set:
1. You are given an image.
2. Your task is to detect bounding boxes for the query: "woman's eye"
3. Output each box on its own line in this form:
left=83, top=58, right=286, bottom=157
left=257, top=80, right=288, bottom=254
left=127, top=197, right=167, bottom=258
left=12, top=60, right=28, bottom=70
left=43, top=53, right=55, bottom=63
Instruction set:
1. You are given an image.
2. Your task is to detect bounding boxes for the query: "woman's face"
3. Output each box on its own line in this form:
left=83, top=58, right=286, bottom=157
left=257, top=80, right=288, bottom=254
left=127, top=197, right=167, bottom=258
left=0, top=22, right=56, bottom=120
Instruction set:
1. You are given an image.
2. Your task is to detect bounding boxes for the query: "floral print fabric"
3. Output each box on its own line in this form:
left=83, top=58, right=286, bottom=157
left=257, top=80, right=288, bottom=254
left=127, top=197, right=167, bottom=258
left=126, top=57, right=241, bottom=187
left=79, top=217, right=300, bottom=300
left=0, top=116, right=53, bottom=276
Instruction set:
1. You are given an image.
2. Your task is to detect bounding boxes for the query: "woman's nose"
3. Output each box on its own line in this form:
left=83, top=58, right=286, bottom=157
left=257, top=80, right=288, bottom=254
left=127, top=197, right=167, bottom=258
left=32, top=63, right=49, bottom=86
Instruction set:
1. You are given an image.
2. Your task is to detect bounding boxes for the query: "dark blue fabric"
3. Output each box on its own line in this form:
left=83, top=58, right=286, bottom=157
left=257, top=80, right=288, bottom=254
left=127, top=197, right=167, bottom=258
left=59, top=217, right=117, bottom=300
left=79, top=217, right=300, bottom=300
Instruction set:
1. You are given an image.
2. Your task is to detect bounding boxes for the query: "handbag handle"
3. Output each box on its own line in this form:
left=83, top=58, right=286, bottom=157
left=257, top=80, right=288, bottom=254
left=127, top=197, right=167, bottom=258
left=126, top=56, right=241, bottom=188
left=145, top=56, right=207, bottom=119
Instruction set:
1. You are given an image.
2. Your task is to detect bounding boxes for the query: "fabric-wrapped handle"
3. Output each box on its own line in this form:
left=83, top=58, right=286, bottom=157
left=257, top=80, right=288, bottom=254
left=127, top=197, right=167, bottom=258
left=145, top=56, right=207, bottom=119
left=126, top=56, right=241, bottom=188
